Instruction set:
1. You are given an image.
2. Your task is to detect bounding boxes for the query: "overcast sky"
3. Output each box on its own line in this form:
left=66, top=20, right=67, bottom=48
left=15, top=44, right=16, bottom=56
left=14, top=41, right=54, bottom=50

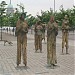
left=0, top=0, right=74, bottom=16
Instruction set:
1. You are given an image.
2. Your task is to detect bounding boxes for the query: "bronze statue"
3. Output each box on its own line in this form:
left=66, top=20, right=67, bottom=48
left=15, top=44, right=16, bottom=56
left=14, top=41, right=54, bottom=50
left=62, top=15, right=70, bottom=54
left=34, top=20, right=43, bottom=53
left=47, top=16, right=58, bottom=67
left=16, top=13, right=28, bottom=66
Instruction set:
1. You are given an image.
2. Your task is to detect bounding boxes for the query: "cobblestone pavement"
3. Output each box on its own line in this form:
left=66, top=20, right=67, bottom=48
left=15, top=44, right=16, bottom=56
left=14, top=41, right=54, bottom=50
left=0, top=31, right=75, bottom=75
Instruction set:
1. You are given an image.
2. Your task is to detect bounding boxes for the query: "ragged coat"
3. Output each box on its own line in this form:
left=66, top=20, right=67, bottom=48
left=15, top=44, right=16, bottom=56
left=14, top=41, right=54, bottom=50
left=47, top=21, right=58, bottom=65
left=16, top=19, right=28, bottom=65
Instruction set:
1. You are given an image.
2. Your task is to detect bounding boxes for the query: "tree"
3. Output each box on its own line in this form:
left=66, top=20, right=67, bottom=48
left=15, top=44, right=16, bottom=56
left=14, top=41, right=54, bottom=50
left=27, top=16, right=37, bottom=27
left=0, top=1, right=7, bottom=40
left=0, top=1, right=7, bottom=26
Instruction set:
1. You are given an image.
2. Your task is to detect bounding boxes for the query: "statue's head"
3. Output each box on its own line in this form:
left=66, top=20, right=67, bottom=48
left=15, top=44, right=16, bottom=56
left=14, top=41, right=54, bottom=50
left=64, top=15, right=68, bottom=20
left=50, top=15, right=54, bottom=23
left=36, top=18, right=41, bottom=25
left=19, top=13, right=26, bottom=21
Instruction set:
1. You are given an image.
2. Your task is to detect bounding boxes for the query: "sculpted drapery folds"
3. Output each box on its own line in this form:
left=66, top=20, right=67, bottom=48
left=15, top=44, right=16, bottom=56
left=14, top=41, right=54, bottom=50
left=47, top=16, right=58, bottom=67
left=16, top=13, right=28, bottom=66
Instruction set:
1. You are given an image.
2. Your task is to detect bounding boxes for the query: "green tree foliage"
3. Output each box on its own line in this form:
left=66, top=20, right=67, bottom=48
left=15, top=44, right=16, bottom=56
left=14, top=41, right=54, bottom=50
left=0, top=1, right=75, bottom=29
left=27, top=16, right=38, bottom=27
left=9, top=11, right=21, bottom=27
left=0, top=1, right=7, bottom=27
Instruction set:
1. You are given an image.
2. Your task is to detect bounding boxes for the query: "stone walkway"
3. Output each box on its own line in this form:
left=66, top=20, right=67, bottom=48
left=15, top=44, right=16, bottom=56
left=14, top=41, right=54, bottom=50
left=0, top=31, right=74, bottom=75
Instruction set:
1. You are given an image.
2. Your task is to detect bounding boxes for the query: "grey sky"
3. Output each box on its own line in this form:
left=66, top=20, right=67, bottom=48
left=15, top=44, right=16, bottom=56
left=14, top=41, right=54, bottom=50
left=0, top=0, right=74, bottom=16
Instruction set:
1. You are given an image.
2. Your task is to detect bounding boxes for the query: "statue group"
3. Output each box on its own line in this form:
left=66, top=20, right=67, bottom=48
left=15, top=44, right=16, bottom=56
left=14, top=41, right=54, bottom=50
left=16, top=13, right=69, bottom=68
